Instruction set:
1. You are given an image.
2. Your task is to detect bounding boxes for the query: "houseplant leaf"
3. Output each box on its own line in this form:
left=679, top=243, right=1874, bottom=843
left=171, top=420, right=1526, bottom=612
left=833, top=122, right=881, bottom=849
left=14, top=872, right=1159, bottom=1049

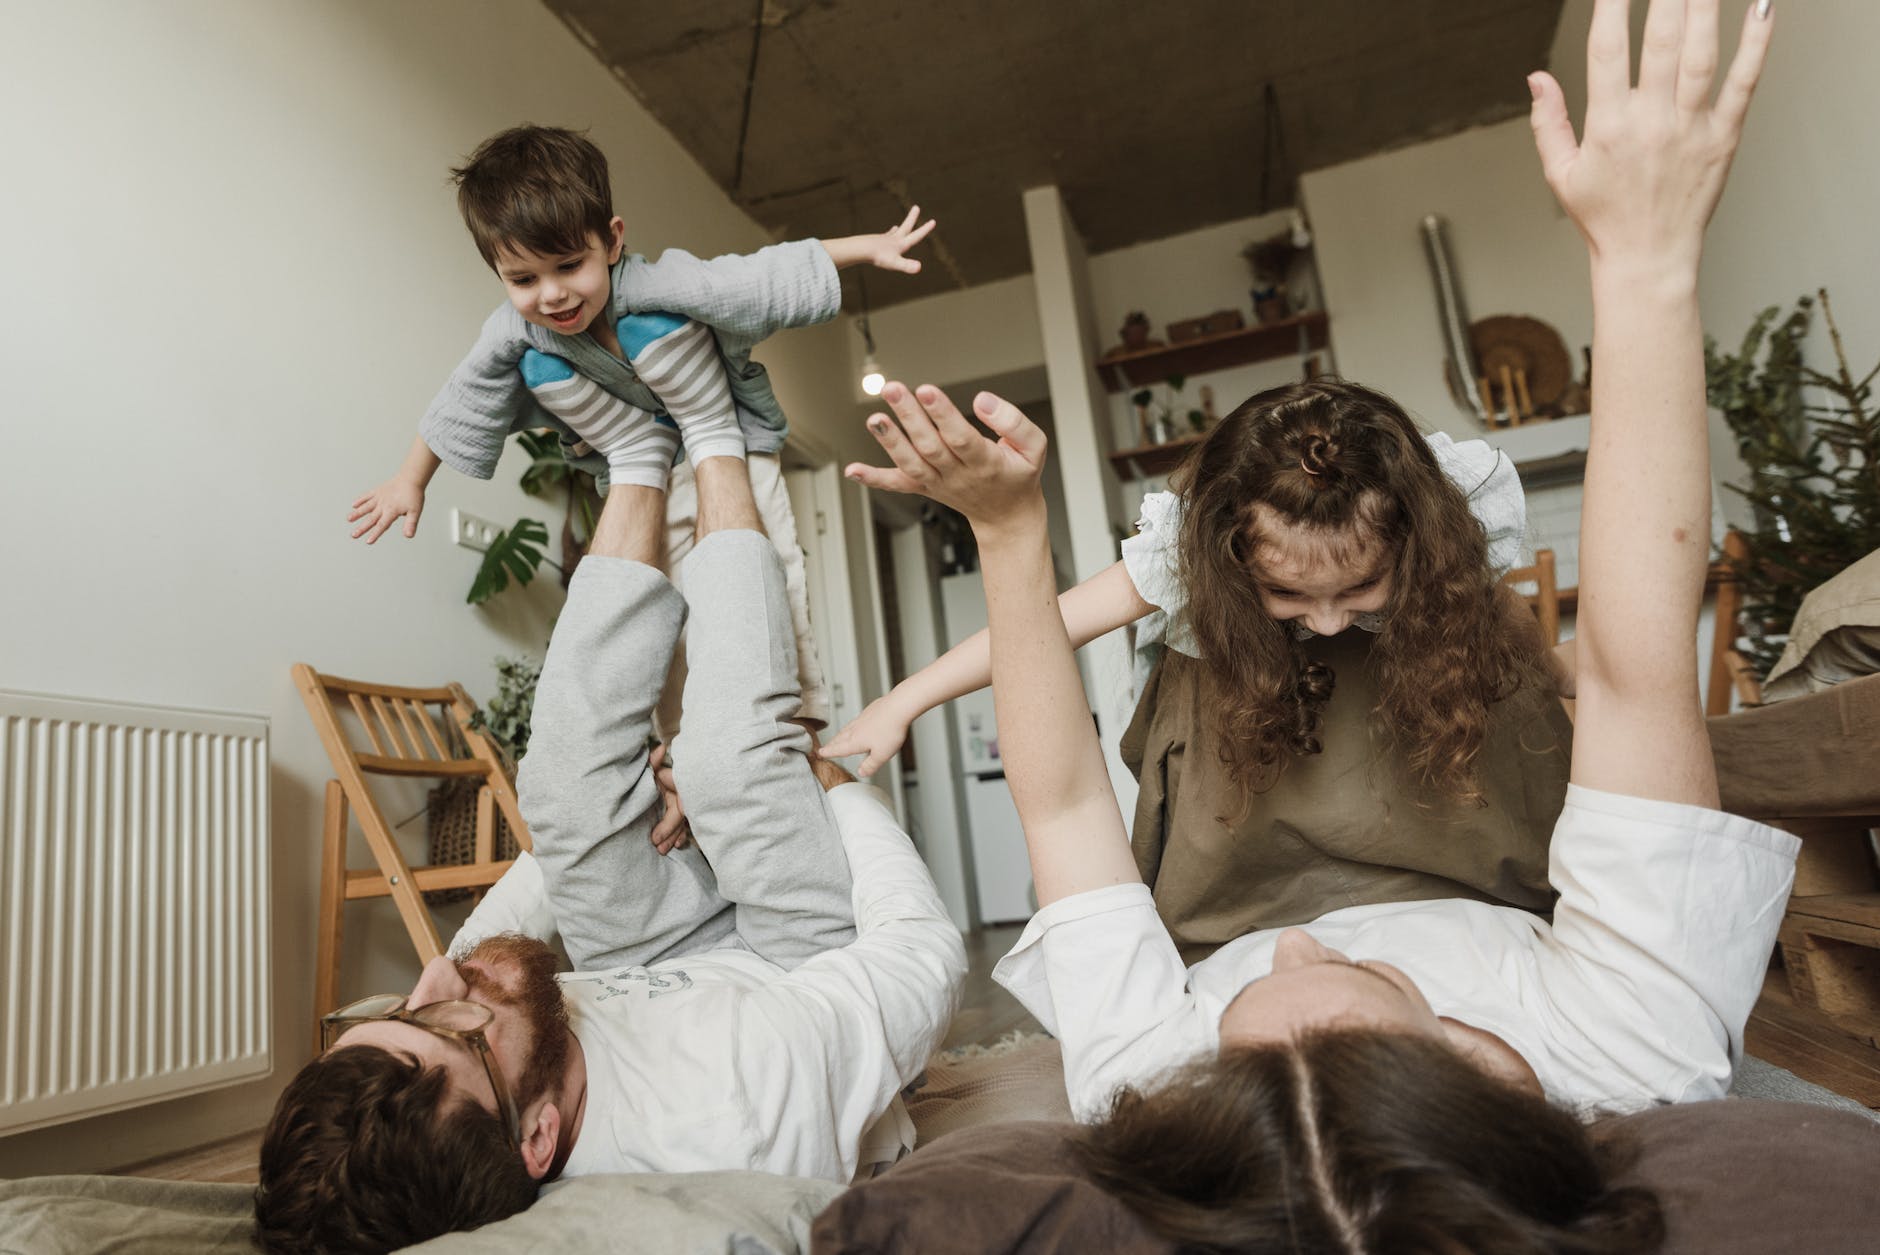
left=467, top=517, right=551, bottom=605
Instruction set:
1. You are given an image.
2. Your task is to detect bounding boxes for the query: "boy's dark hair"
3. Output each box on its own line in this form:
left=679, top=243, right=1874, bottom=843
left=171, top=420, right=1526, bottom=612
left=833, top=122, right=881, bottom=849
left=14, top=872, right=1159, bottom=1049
left=1076, top=1029, right=1664, bottom=1254
left=450, top=124, right=615, bottom=269
left=252, top=1045, right=537, bottom=1254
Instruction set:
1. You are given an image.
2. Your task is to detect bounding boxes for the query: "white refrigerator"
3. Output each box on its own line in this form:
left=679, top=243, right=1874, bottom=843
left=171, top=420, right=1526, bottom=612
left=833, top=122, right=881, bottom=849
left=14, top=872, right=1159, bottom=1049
left=939, top=572, right=1037, bottom=924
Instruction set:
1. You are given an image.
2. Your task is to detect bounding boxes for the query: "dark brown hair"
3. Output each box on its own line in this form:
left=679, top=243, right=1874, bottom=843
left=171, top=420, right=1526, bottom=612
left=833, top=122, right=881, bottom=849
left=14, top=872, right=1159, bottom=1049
left=451, top=124, right=615, bottom=269
left=252, top=1046, right=537, bottom=1254
left=1175, top=377, right=1550, bottom=805
left=1075, top=1030, right=1663, bottom=1254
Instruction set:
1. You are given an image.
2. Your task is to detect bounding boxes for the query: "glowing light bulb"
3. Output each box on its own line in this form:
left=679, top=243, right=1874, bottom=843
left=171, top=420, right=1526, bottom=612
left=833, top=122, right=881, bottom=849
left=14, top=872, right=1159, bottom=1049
left=861, top=354, right=885, bottom=396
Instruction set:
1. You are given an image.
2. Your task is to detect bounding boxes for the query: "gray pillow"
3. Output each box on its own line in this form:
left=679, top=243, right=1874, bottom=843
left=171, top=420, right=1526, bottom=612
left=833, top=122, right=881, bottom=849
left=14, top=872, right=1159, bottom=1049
left=0, top=1170, right=840, bottom=1255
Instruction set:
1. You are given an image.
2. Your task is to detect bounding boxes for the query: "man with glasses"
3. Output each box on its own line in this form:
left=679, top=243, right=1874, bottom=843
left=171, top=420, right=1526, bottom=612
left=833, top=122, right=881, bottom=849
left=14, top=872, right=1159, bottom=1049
left=254, top=443, right=966, bottom=1254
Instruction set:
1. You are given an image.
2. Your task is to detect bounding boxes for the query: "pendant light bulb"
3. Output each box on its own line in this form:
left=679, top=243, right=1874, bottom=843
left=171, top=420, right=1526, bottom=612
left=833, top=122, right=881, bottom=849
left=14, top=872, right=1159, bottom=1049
left=857, top=314, right=885, bottom=396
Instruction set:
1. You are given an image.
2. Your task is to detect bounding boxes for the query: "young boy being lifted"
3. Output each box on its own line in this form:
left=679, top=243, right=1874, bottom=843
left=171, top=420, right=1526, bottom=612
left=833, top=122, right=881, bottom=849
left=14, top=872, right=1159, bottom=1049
left=350, top=125, right=933, bottom=741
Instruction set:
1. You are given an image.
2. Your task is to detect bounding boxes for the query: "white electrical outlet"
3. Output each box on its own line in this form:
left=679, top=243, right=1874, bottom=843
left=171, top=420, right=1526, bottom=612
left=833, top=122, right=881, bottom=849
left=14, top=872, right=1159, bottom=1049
left=450, top=507, right=501, bottom=553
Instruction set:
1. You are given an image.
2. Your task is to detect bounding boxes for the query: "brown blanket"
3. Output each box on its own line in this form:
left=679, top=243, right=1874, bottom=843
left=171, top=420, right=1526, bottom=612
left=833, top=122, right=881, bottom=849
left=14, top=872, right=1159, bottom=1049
left=817, top=1100, right=1880, bottom=1255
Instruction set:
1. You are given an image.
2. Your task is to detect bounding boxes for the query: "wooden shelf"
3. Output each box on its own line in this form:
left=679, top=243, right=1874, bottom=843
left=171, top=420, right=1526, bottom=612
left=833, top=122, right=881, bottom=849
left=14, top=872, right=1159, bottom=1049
left=1099, top=311, right=1329, bottom=392
left=1108, top=434, right=1206, bottom=481
left=1511, top=449, right=1587, bottom=488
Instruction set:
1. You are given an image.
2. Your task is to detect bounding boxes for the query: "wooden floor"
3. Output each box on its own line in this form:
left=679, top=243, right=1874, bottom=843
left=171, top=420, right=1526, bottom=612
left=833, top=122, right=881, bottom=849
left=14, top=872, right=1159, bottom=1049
left=118, top=1128, right=269, bottom=1185
left=940, top=924, right=1041, bottom=1051
left=1745, top=965, right=1880, bottom=1108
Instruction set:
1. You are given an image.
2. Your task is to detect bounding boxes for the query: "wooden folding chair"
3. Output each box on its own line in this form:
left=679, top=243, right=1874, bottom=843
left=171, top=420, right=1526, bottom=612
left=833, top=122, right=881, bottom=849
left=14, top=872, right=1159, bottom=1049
left=1502, top=548, right=1561, bottom=646
left=292, top=663, right=533, bottom=1050
left=1707, top=529, right=1765, bottom=715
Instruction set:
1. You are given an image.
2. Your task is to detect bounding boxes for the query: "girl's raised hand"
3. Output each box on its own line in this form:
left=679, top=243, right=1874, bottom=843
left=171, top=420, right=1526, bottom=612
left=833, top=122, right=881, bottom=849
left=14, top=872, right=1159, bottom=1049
left=1527, top=0, right=1773, bottom=271
left=818, top=694, right=914, bottom=778
left=846, top=383, right=1049, bottom=536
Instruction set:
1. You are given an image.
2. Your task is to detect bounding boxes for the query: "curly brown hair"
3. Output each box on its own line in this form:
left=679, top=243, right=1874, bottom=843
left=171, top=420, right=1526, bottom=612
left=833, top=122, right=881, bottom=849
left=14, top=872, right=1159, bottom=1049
left=1175, top=377, right=1550, bottom=806
left=252, top=1046, right=537, bottom=1254
left=1076, top=1030, right=1664, bottom=1254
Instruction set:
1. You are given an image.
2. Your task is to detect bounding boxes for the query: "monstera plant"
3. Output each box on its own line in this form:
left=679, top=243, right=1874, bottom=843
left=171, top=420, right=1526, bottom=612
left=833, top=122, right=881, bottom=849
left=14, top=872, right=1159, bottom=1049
left=465, top=430, right=604, bottom=605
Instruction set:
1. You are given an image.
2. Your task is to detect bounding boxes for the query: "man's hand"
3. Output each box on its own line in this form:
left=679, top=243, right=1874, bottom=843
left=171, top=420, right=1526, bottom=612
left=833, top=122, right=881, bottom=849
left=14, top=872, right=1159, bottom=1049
left=844, top=383, right=1048, bottom=539
left=349, top=477, right=426, bottom=543
left=822, top=207, right=937, bottom=274
left=819, top=693, right=915, bottom=779
left=648, top=742, right=692, bottom=854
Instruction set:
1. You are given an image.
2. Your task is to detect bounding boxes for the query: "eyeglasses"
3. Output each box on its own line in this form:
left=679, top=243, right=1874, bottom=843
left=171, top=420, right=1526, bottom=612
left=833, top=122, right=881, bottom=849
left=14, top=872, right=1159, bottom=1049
left=321, top=994, right=521, bottom=1142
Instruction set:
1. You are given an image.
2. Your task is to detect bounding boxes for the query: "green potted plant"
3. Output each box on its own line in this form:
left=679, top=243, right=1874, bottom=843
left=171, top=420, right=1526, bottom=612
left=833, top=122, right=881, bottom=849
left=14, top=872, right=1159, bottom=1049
left=1120, top=310, right=1153, bottom=351
left=465, top=429, right=607, bottom=605
left=1707, top=288, right=1879, bottom=678
left=1131, top=375, right=1205, bottom=446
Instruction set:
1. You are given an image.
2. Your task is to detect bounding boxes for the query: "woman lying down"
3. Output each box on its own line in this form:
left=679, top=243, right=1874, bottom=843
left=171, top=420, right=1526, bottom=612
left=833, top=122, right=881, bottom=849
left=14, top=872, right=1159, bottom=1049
left=845, top=1, right=1788, bottom=1246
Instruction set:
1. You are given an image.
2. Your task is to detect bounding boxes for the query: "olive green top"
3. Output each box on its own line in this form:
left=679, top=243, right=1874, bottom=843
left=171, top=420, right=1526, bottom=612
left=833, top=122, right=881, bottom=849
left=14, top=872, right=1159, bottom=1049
left=1121, top=627, right=1571, bottom=965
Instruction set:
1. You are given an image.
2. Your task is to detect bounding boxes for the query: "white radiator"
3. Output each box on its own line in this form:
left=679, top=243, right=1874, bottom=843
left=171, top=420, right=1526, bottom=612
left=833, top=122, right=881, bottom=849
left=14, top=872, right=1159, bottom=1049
left=0, top=690, right=270, bottom=1136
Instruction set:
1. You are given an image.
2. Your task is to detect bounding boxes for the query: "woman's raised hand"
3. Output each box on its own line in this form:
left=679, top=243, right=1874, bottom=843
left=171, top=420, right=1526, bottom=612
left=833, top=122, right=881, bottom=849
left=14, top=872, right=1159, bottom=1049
left=1527, top=0, right=1773, bottom=271
left=846, top=383, right=1049, bottom=537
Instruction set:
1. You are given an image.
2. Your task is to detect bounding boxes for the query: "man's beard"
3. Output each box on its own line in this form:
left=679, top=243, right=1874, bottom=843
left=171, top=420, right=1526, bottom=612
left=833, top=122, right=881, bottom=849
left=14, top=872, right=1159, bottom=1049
left=459, top=934, right=571, bottom=1111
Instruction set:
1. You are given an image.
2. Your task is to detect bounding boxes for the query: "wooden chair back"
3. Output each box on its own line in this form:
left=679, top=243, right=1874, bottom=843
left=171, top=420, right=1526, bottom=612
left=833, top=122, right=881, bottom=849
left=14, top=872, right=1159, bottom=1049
left=1707, top=529, right=1765, bottom=715
left=291, top=663, right=533, bottom=1048
left=1502, top=548, right=1561, bottom=646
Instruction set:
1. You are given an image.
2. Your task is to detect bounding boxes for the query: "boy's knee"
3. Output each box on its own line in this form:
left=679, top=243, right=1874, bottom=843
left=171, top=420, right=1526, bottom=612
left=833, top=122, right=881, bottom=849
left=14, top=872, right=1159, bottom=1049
left=669, top=747, right=734, bottom=818
left=619, top=311, right=691, bottom=361
left=520, top=348, right=576, bottom=389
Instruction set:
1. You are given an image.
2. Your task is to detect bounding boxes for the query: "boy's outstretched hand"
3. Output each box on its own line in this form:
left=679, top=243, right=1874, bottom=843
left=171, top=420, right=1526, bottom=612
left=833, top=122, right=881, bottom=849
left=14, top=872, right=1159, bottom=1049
left=349, top=477, right=425, bottom=543
left=845, top=383, right=1048, bottom=538
left=823, top=207, right=938, bottom=275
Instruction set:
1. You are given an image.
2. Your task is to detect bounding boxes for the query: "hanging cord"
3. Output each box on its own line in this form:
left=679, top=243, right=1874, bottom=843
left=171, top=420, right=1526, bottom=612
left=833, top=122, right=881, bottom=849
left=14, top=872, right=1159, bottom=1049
left=1258, top=81, right=1291, bottom=214
left=847, top=179, right=873, bottom=325
left=730, top=0, right=766, bottom=195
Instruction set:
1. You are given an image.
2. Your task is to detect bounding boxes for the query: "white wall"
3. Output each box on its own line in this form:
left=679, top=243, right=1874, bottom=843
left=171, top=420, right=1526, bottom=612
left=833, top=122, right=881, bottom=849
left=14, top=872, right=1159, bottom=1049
left=854, top=273, right=1045, bottom=400
left=1086, top=209, right=1310, bottom=518
left=1304, top=0, right=1880, bottom=458
left=1555, top=0, right=1880, bottom=409
left=0, top=0, right=851, bottom=1174
left=1302, top=119, right=1593, bottom=439
left=1677, top=1, right=1878, bottom=392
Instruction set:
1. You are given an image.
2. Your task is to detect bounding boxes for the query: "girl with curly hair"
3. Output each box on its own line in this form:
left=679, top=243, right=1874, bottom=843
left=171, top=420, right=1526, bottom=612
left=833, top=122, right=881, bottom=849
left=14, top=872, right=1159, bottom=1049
left=825, top=348, right=1570, bottom=963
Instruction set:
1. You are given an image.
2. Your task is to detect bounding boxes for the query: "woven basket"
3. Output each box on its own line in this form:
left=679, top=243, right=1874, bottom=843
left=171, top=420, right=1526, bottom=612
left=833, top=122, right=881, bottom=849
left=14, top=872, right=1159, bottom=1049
left=424, top=775, right=521, bottom=906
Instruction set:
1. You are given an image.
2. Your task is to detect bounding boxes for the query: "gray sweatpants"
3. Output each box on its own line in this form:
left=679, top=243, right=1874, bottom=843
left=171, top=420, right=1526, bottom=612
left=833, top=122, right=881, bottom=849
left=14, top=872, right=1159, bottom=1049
left=515, top=529, right=856, bottom=972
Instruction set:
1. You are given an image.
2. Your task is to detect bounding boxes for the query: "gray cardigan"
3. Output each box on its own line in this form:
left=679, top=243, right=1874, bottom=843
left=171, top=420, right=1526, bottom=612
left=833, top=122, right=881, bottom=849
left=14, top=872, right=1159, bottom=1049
left=420, top=239, right=840, bottom=484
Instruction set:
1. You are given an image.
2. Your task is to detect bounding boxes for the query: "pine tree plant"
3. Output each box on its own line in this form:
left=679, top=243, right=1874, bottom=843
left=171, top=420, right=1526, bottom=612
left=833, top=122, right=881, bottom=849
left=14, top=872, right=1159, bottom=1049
left=1706, top=289, right=1880, bottom=678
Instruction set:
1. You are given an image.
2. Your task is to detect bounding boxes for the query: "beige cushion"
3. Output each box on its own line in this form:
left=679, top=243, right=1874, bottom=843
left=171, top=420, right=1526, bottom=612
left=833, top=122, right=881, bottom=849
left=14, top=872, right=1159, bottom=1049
left=1764, top=546, right=1880, bottom=700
